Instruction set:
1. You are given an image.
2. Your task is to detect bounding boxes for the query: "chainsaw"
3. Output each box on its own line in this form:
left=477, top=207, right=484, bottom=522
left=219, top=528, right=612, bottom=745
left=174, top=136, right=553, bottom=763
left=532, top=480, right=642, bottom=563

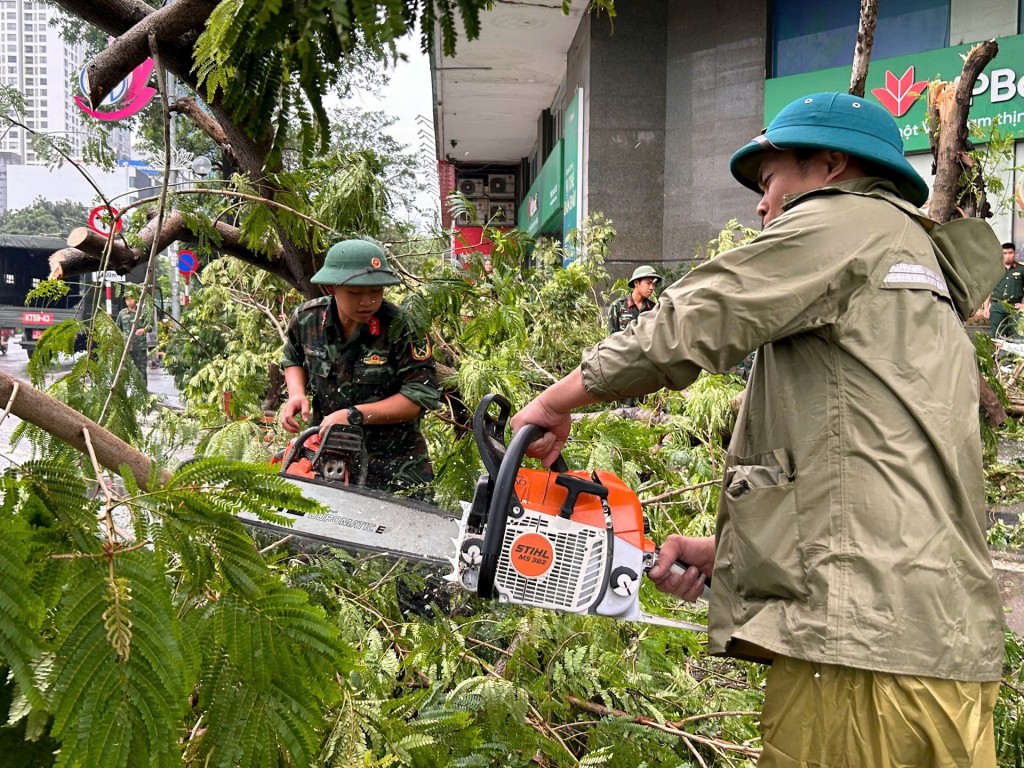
left=250, top=394, right=706, bottom=633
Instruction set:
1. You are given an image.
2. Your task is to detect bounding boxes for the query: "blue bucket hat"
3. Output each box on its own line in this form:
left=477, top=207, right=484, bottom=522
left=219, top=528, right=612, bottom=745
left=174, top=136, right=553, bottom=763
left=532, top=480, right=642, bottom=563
left=729, top=92, right=929, bottom=207
left=311, top=240, right=400, bottom=287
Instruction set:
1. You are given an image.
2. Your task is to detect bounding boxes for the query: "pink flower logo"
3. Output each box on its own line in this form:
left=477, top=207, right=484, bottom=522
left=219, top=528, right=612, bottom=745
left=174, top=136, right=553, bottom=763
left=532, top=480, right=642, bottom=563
left=74, top=59, right=157, bottom=122
left=871, top=66, right=929, bottom=117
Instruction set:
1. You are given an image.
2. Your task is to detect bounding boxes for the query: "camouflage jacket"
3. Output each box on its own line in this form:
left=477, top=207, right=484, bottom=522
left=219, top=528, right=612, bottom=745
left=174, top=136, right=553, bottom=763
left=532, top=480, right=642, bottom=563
left=115, top=307, right=149, bottom=353
left=607, top=294, right=656, bottom=334
left=281, top=297, right=440, bottom=492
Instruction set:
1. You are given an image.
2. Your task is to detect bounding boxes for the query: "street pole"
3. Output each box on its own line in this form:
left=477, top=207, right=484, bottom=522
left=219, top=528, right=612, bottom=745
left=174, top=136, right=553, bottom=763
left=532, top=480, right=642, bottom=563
left=168, top=71, right=180, bottom=322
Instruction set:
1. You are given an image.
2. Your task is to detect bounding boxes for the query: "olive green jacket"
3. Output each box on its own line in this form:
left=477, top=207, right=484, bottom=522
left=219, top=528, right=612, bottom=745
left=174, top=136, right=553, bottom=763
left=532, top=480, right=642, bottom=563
left=582, top=179, right=1005, bottom=681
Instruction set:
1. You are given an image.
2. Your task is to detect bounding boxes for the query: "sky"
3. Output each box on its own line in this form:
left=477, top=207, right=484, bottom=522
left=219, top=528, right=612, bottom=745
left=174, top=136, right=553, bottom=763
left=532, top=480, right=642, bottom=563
left=340, top=33, right=440, bottom=228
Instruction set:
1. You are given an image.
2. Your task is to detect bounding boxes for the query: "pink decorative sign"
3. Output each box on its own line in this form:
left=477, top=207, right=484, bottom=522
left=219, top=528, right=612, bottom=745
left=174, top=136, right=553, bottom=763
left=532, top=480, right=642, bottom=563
left=75, top=59, right=157, bottom=122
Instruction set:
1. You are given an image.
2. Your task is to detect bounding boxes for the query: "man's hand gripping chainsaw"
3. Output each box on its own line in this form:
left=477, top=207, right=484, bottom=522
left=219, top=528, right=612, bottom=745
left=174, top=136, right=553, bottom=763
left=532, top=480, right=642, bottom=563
left=446, top=394, right=708, bottom=633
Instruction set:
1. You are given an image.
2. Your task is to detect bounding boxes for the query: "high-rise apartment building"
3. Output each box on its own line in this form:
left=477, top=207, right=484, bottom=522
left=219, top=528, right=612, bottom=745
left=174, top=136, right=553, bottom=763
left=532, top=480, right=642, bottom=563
left=0, top=0, right=133, bottom=211
left=0, top=0, right=88, bottom=162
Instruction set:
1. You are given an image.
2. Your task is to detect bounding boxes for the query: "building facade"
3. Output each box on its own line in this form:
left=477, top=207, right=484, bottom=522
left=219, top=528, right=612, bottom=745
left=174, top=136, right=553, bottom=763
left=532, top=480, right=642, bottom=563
left=432, top=0, right=1024, bottom=280
left=0, top=0, right=133, bottom=212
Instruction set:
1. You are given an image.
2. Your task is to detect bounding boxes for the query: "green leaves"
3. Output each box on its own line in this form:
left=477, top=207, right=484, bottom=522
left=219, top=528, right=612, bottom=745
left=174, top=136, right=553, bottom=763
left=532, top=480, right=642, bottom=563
left=0, top=448, right=349, bottom=768
left=194, top=0, right=487, bottom=166
left=49, top=552, right=187, bottom=768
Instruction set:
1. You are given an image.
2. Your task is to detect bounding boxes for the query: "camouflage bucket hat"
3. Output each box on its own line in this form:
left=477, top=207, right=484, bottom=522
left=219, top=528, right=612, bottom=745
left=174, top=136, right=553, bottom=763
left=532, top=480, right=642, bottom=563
left=628, top=265, right=661, bottom=286
left=312, top=240, right=400, bottom=287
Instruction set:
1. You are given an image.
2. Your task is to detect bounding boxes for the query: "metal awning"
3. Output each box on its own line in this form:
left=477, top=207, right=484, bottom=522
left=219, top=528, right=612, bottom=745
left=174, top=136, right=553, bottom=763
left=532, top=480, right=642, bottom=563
left=432, top=1, right=584, bottom=164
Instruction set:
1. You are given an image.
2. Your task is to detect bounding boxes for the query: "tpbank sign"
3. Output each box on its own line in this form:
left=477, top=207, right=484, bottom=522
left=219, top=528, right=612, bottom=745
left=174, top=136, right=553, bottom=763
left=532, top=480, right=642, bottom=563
left=766, top=33, right=1024, bottom=153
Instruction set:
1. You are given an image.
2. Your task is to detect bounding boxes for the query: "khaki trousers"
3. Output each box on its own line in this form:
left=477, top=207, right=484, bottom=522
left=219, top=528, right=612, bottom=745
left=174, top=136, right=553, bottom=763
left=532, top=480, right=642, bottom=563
left=758, top=655, right=999, bottom=768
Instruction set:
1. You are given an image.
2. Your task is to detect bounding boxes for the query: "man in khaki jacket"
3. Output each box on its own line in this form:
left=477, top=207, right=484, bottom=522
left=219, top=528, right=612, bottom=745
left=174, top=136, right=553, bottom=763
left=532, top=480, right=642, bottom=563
left=511, top=92, right=1006, bottom=767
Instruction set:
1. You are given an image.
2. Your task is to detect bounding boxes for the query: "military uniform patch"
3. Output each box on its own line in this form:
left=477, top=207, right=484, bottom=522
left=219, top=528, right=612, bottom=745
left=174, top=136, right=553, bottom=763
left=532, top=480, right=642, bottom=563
left=362, top=353, right=387, bottom=366
left=410, top=336, right=433, bottom=361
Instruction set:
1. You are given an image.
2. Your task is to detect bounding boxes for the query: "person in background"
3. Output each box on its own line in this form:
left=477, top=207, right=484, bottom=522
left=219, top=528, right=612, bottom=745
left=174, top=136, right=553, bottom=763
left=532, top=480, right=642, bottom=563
left=985, top=242, right=1024, bottom=337
left=115, top=288, right=149, bottom=385
left=511, top=92, right=1005, bottom=767
left=279, top=240, right=440, bottom=495
left=607, top=265, right=661, bottom=334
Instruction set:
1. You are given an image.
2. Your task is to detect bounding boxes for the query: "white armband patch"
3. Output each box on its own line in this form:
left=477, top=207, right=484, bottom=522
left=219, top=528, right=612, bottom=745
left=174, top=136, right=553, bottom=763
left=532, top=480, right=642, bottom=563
left=881, top=262, right=949, bottom=297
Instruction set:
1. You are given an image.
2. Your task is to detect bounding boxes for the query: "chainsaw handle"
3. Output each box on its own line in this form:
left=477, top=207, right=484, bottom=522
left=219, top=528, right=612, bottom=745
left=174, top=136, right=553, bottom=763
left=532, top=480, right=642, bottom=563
left=474, top=394, right=512, bottom=479
left=477, top=422, right=544, bottom=598
left=280, top=426, right=321, bottom=473
left=473, top=393, right=568, bottom=476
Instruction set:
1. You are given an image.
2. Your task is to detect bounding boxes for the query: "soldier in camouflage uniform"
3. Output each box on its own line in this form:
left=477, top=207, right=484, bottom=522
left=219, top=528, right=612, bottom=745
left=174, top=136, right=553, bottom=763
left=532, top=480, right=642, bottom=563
left=115, top=289, right=149, bottom=385
left=987, top=242, right=1024, bottom=337
left=607, top=265, right=661, bottom=334
left=280, top=240, right=440, bottom=495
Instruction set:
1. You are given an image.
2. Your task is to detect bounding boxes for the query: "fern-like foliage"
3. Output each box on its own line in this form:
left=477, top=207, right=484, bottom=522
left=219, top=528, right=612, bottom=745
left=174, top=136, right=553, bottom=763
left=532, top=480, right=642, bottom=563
left=48, top=552, right=188, bottom=768
left=193, top=0, right=503, bottom=164
left=0, top=437, right=348, bottom=768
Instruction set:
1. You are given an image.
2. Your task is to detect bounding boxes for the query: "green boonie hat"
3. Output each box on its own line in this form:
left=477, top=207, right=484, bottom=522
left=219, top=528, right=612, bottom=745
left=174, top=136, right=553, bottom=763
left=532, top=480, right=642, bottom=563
left=729, top=92, right=929, bottom=207
left=311, top=240, right=400, bottom=287
left=628, top=265, right=661, bottom=286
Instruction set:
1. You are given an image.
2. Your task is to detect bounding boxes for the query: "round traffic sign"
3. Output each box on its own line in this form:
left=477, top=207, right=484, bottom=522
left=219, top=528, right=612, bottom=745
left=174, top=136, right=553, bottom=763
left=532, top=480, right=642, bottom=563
left=88, top=205, right=122, bottom=236
left=177, top=250, right=198, bottom=275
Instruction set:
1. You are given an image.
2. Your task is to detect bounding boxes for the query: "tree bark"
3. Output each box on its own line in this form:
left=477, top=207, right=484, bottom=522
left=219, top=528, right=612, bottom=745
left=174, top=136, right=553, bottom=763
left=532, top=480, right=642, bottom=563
left=849, top=0, right=879, bottom=97
left=927, top=40, right=999, bottom=222
left=0, top=372, right=163, bottom=491
left=82, top=0, right=219, bottom=109
left=50, top=212, right=293, bottom=287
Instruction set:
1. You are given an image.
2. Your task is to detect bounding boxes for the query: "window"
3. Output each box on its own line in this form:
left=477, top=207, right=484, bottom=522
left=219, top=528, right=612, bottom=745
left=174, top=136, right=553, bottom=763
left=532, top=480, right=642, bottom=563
left=31, top=278, right=40, bottom=288
left=4, top=274, right=13, bottom=285
left=771, top=0, right=950, bottom=77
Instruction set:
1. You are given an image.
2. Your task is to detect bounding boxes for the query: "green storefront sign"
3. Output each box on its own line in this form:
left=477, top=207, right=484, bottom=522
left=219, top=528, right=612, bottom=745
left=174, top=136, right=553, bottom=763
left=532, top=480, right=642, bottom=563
left=766, top=34, right=1024, bottom=153
left=563, top=88, right=584, bottom=261
left=520, top=141, right=564, bottom=237
left=540, top=141, right=563, bottom=232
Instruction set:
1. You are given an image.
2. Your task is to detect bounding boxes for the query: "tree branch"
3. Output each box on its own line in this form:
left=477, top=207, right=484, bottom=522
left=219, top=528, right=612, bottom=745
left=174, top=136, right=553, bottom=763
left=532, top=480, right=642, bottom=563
left=82, top=0, right=219, bottom=109
left=849, top=0, right=879, bottom=97
left=170, top=97, right=228, bottom=146
left=0, top=371, right=164, bottom=491
left=51, top=211, right=290, bottom=286
left=565, top=695, right=761, bottom=759
left=54, top=0, right=271, bottom=179
left=927, top=40, right=999, bottom=223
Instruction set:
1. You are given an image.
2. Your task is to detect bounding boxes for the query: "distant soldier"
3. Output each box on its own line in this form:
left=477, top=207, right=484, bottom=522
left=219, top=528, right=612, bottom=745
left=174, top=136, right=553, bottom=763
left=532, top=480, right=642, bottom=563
left=280, top=240, right=440, bottom=495
left=987, top=242, right=1024, bottom=337
left=607, top=265, right=661, bottom=334
left=115, top=288, right=149, bottom=385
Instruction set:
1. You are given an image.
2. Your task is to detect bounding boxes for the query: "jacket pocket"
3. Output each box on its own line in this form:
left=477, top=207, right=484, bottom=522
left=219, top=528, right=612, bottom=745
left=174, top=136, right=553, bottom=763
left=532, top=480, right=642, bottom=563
left=352, top=360, right=394, bottom=403
left=723, top=449, right=808, bottom=601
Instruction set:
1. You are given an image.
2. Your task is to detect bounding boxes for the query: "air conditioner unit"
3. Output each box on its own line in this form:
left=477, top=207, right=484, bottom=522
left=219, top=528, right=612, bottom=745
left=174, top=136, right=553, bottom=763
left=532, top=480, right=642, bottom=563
left=489, top=202, right=515, bottom=226
left=456, top=199, right=489, bottom=226
left=458, top=177, right=485, bottom=198
left=487, top=173, right=515, bottom=198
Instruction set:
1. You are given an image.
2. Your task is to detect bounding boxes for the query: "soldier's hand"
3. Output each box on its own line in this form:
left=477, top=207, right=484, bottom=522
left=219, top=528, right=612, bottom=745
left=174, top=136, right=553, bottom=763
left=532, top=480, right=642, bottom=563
left=318, top=409, right=348, bottom=437
left=280, top=395, right=310, bottom=433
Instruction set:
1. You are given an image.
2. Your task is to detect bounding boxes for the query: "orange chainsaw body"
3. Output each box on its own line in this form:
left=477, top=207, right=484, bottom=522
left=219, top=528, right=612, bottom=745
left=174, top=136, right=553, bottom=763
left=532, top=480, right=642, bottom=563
left=512, top=468, right=655, bottom=554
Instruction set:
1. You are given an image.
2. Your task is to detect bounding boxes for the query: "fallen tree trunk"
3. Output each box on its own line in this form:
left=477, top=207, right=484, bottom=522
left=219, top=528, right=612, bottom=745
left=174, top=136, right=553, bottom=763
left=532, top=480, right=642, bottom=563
left=0, top=371, right=163, bottom=491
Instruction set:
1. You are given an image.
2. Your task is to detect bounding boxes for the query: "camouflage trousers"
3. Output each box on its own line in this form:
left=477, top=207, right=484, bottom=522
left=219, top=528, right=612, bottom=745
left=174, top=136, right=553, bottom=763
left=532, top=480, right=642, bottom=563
left=128, top=346, right=148, bottom=386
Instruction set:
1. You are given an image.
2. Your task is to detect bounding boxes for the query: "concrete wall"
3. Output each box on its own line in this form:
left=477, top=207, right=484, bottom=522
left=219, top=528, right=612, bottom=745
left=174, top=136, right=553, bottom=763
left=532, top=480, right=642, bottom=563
left=950, top=0, right=1018, bottom=45
left=663, top=0, right=768, bottom=267
left=580, top=4, right=667, bottom=281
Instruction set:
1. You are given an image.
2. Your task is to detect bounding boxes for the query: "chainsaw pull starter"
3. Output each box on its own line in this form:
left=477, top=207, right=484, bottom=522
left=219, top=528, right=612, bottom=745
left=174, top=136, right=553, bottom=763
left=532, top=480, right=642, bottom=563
left=554, top=473, right=608, bottom=518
